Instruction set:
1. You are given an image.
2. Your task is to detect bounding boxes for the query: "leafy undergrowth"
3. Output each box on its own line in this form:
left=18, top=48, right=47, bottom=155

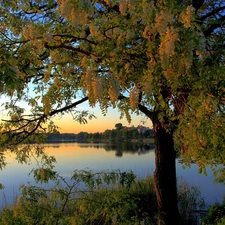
left=0, top=169, right=208, bottom=225
left=201, top=202, right=225, bottom=225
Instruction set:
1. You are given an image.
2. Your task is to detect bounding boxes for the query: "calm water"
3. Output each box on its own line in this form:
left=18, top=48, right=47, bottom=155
left=0, top=142, right=225, bottom=207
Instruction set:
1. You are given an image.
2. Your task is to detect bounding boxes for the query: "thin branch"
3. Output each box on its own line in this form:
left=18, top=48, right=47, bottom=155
left=53, top=34, right=97, bottom=45
left=45, top=43, right=92, bottom=56
left=200, top=5, right=225, bottom=21
left=203, top=14, right=225, bottom=37
left=48, top=97, right=88, bottom=117
left=11, top=120, right=43, bottom=145
left=1, top=97, right=89, bottom=144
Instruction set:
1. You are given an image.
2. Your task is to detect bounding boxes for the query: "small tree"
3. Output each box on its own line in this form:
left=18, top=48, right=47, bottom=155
left=143, top=129, right=151, bottom=138
left=115, top=123, right=123, bottom=130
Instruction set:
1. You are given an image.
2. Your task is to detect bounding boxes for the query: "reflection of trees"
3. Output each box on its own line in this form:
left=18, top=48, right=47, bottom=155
left=78, top=143, right=105, bottom=149
left=76, top=125, right=153, bottom=142
left=77, top=142, right=154, bottom=157
left=103, top=142, right=154, bottom=157
left=52, top=145, right=60, bottom=148
left=115, top=150, right=123, bottom=157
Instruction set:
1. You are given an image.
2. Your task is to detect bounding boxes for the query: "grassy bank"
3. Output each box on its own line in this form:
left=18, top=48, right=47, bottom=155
left=0, top=169, right=209, bottom=225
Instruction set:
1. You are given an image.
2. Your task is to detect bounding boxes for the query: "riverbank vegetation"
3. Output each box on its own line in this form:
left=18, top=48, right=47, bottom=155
left=44, top=123, right=154, bottom=143
left=0, top=169, right=208, bottom=225
left=76, top=123, right=154, bottom=143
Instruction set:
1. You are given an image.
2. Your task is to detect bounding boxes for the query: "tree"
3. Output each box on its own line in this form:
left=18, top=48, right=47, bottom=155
left=115, top=123, right=123, bottom=130
left=0, top=0, right=225, bottom=224
left=143, top=129, right=151, bottom=138
left=103, top=129, right=111, bottom=139
left=93, top=131, right=100, bottom=140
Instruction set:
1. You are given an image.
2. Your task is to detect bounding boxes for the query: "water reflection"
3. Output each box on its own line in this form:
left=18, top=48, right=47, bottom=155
left=0, top=142, right=224, bottom=207
left=100, top=142, right=154, bottom=157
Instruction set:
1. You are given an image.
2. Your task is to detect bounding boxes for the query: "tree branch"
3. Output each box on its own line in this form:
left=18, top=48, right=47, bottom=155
left=203, top=14, right=225, bottom=37
left=138, top=104, right=154, bottom=120
left=192, top=0, right=205, bottom=12
left=48, top=97, right=88, bottom=117
left=200, top=5, right=225, bottom=21
left=45, top=43, right=92, bottom=56
left=1, top=97, right=89, bottom=144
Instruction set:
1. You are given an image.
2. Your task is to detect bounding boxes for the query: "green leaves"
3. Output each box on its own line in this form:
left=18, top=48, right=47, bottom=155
left=0, top=171, right=206, bottom=225
left=72, top=168, right=136, bottom=190
left=1, top=169, right=155, bottom=225
left=0, top=4, right=225, bottom=224
left=73, top=110, right=96, bottom=124
left=32, top=168, right=57, bottom=183
left=1, top=0, right=223, bottom=131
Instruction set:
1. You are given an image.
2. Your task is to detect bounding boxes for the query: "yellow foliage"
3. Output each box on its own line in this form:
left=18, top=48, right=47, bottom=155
left=179, top=5, right=195, bottom=28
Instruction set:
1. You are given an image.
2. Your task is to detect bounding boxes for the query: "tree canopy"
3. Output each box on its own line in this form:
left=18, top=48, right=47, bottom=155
left=0, top=0, right=225, bottom=224
left=0, top=0, right=224, bottom=171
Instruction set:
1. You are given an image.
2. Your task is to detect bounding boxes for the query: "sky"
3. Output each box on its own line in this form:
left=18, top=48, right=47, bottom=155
left=0, top=96, right=152, bottom=134
left=54, top=101, right=152, bottom=133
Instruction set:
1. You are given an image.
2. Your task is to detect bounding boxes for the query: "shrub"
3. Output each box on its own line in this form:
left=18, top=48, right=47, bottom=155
left=0, top=169, right=156, bottom=225
left=178, top=179, right=206, bottom=225
left=72, top=176, right=157, bottom=224
left=0, top=170, right=206, bottom=225
left=201, top=202, right=225, bottom=225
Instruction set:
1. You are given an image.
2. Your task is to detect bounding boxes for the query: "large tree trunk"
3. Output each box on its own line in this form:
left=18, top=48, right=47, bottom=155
left=138, top=104, right=180, bottom=224
left=153, top=120, right=180, bottom=225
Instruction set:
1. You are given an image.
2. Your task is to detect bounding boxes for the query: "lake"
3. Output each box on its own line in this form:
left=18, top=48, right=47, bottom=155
left=0, top=142, right=225, bottom=208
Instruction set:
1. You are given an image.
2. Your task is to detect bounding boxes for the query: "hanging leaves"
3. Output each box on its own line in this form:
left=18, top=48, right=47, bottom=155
left=0, top=0, right=225, bottom=181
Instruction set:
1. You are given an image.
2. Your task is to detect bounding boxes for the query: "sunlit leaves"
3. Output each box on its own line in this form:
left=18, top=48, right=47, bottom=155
left=179, top=5, right=195, bottom=28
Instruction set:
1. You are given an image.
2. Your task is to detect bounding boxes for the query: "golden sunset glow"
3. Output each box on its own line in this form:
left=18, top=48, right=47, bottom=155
left=55, top=108, right=152, bottom=134
left=0, top=97, right=152, bottom=134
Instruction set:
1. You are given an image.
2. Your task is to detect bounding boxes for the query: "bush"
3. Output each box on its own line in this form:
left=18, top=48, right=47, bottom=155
left=178, top=179, right=206, bottom=225
left=0, top=170, right=206, bottom=225
left=201, top=202, right=225, bottom=225
left=73, top=176, right=157, bottom=225
left=0, top=169, right=157, bottom=225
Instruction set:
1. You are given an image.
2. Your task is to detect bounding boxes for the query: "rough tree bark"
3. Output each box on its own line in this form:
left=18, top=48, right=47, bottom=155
left=153, top=117, right=180, bottom=225
left=138, top=104, right=180, bottom=225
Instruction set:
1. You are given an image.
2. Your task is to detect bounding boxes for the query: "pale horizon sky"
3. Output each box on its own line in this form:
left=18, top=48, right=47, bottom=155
left=54, top=103, right=153, bottom=134
left=0, top=96, right=153, bottom=134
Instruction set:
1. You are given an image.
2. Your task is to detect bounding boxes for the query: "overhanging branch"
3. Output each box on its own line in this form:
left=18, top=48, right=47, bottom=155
left=138, top=104, right=154, bottom=120
left=200, top=5, right=225, bottom=21
left=203, top=15, right=225, bottom=37
left=1, top=97, right=89, bottom=144
left=48, top=96, right=88, bottom=117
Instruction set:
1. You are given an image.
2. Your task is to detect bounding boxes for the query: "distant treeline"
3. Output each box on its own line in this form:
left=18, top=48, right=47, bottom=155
left=45, top=133, right=77, bottom=143
left=45, top=123, right=153, bottom=143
